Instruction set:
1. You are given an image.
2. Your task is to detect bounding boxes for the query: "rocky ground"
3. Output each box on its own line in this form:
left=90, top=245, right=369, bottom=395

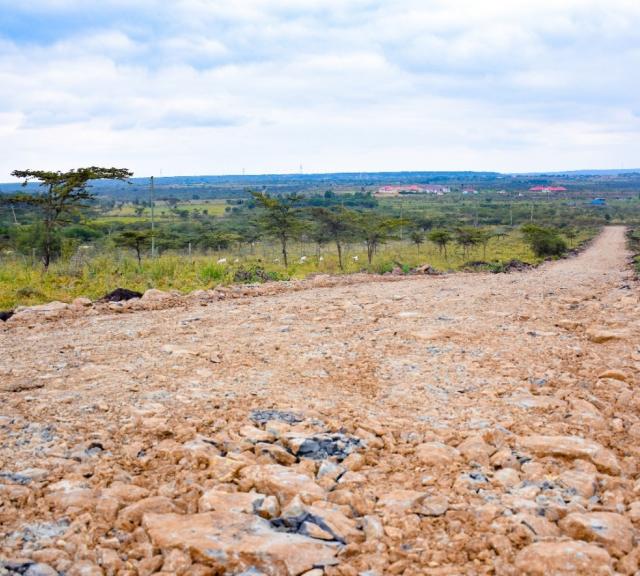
left=0, top=225, right=638, bottom=576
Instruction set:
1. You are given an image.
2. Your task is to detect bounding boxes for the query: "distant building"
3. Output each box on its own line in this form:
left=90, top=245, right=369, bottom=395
left=529, top=186, right=567, bottom=192
left=376, top=184, right=451, bottom=196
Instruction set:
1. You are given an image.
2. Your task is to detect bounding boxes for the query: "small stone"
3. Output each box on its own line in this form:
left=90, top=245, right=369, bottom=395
left=362, top=515, right=384, bottom=542
left=597, top=369, right=628, bottom=382
left=116, top=496, right=178, bottom=530
left=67, top=561, right=104, bottom=576
left=239, top=425, right=275, bottom=444
left=457, top=436, right=494, bottom=465
left=198, top=489, right=267, bottom=514
left=376, top=490, right=425, bottom=514
left=628, top=501, right=640, bottom=522
left=557, top=469, right=597, bottom=499
left=240, top=464, right=325, bottom=505
left=416, top=494, right=449, bottom=516
left=25, top=564, right=58, bottom=576
left=161, top=549, right=191, bottom=574
left=586, top=328, right=626, bottom=343
left=494, top=468, right=520, bottom=489
left=414, top=442, right=460, bottom=468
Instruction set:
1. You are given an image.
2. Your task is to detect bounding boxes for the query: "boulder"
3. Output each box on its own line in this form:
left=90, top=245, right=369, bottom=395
left=239, top=464, right=325, bottom=505
left=586, top=328, right=626, bottom=343
left=515, top=541, right=613, bottom=575
left=414, top=441, right=460, bottom=468
left=457, top=435, right=494, bottom=465
left=376, top=490, right=425, bottom=514
left=9, top=301, right=69, bottom=322
left=557, top=470, right=597, bottom=499
left=598, top=369, right=629, bottom=382
left=143, top=511, right=338, bottom=574
left=517, top=435, right=620, bottom=475
left=141, top=289, right=173, bottom=302
left=558, top=512, right=634, bottom=558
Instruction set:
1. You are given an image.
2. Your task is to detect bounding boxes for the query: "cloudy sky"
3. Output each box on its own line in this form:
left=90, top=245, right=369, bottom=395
left=1, top=0, right=639, bottom=178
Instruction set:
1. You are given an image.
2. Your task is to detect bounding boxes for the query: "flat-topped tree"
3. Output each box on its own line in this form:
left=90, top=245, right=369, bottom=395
left=251, top=191, right=305, bottom=268
left=8, top=167, right=132, bottom=268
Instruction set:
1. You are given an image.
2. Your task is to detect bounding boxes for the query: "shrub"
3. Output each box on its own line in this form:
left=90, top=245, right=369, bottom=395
left=233, top=265, right=285, bottom=283
left=520, top=225, right=567, bottom=258
left=374, top=261, right=395, bottom=274
left=199, top=263, right=227, bottom=283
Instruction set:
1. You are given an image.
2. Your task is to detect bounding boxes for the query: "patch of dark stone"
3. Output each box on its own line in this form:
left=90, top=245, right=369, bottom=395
left=464, top=471, right=489, bottom=484
left=498, top=259, right=533, bottom=273
left=0, top=310, right=14, bottom=321
left=100, top=288, right=142, bottom=302
left=11, top=520, right=70, bottom=544
left=250, top=409, right=304, bottom=425
left=0, top=472, right=33, bottom=485
left=297, top=433, right=362, bottom=462
left=0, top=560, right=60, bottom=575
left=271, top=512, right=346, bottom=544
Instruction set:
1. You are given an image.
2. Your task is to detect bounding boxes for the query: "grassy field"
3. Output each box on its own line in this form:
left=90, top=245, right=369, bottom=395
left=0, top=228, right=594, bottom=310
left=98, top=199, right=228, bottom=223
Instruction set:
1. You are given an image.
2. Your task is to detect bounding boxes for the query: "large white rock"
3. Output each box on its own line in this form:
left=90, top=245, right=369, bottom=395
left=515, top=541, right=613, bottom=575
left=143, top=511, right=338, bottom=575
left=516, top=435, right=620, bottom=475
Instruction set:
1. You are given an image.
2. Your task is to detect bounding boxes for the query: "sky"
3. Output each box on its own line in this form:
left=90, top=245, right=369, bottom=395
left=1, top=0, right=640, bottom=178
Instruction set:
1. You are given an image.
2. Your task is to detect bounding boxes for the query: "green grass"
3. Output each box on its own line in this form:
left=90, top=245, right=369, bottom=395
left=0, top=228, right=595, bottom=310
left=99, top=199, right=228, bottom=222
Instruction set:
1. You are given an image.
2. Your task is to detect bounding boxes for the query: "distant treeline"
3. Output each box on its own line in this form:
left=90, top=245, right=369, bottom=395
left=2, top=170, right=640, bottom=202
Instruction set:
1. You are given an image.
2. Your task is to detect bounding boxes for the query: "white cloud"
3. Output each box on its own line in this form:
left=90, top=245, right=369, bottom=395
left=1, top=0, right=640, bottom=177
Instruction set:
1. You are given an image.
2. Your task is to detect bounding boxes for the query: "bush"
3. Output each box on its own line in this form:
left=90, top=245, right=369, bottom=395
left=233, top=265, right=285, bottom=283
left=199, top=263, right=227, bottom=283
left=521, top=225, right=567, bottom=258
left=374, top=261, right=395, bottom=274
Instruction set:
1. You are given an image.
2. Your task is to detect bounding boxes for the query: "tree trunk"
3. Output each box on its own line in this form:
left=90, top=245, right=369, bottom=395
left=281, top=237, right=288, bottom=268
left=336, top=240, right=343, bottom=270
left=42, top=221, right=53, bottom=270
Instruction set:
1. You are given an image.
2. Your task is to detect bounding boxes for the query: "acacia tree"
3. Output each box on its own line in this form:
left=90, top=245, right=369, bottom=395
left=455, top=226, right=481, bottom=259
left=427, top=229, right=452, bottom=259
left=312, top=207, right=359, bottom=270
left=252, top=191, right=304, bottom=268
left=476, top=228, right=494, bottom=259
left=7, top=167, right=132, bottom=268
left=358, top=212, right=402, bottom=266
left=410, top=230, right=425, bottom=253
left=114, top=230, right=151, bottom=267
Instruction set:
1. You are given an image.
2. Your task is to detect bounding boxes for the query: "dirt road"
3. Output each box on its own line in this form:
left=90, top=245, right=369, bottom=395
left=1, top=226, right=639, bottom=575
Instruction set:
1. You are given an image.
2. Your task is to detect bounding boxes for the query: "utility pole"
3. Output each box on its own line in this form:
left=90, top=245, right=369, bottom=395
left=530, top=203, right=534, bottom=223
left=509, top=203, right=513, bottom=227
left=150, top=176, right=156, bottom=257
